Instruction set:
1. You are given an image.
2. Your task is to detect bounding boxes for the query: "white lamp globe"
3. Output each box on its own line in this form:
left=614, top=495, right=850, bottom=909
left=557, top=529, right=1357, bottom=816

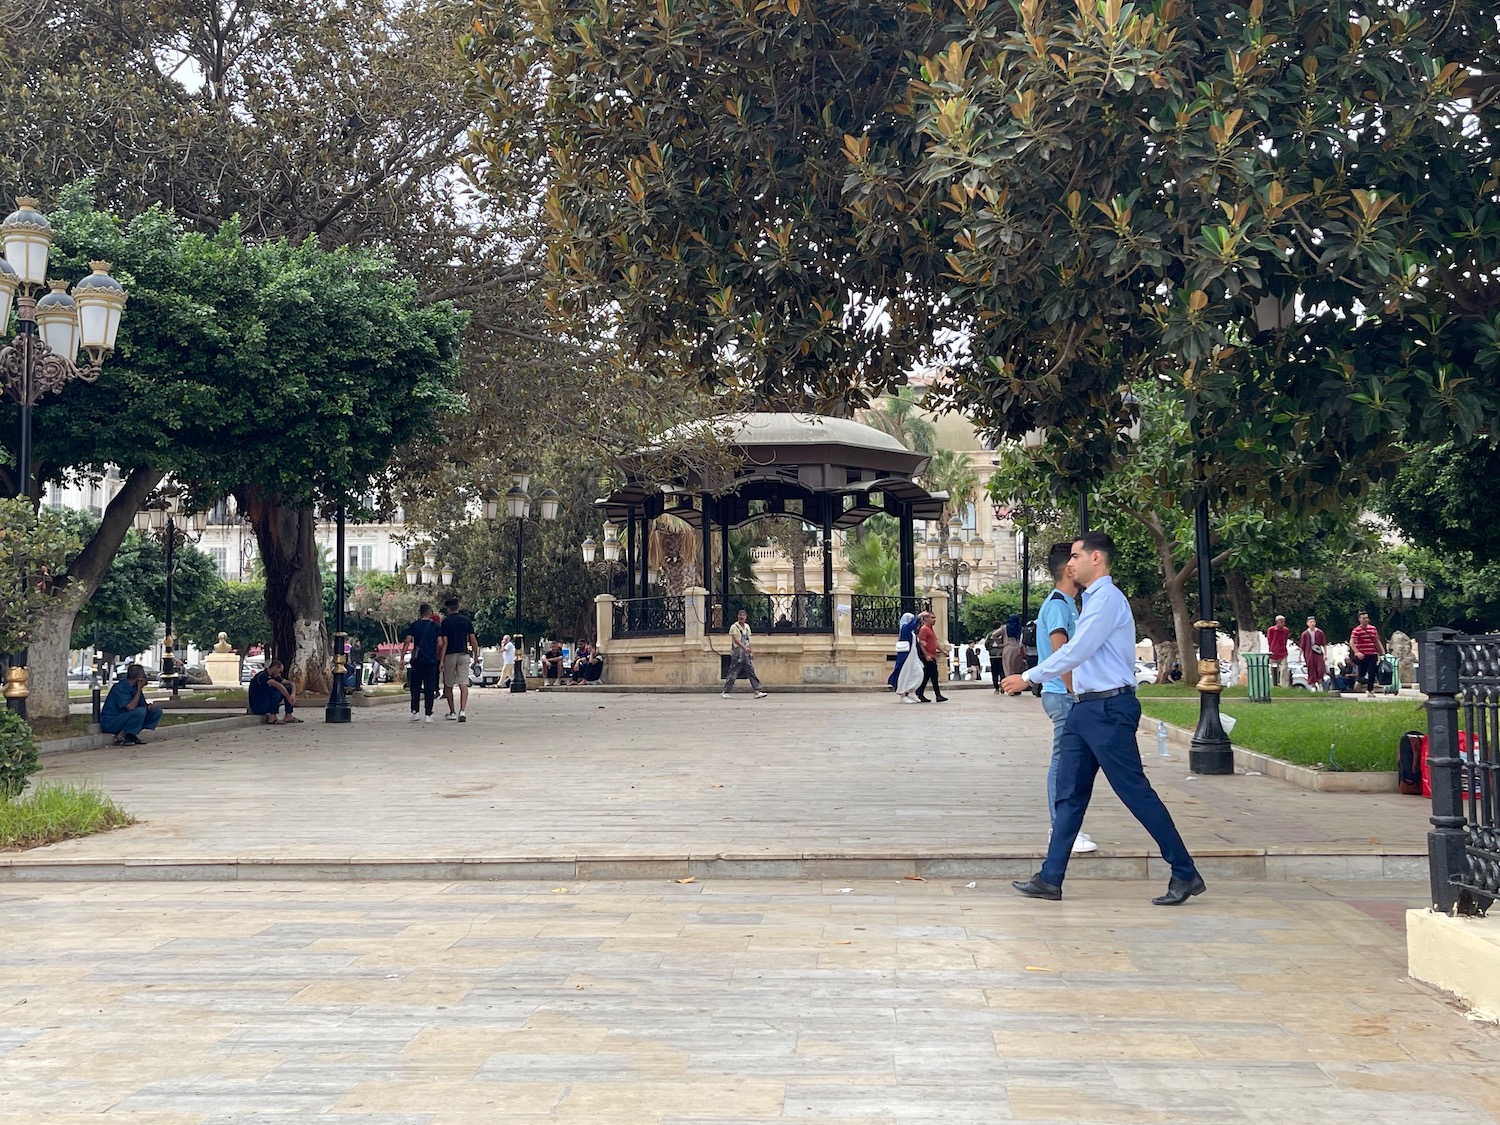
left=1, top=198, right=52, bottom=288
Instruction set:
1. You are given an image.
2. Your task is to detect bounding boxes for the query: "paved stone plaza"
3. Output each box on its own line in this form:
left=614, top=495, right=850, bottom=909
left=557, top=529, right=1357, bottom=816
left=3, top=878, right=1498, bottom=1123
left=5, top=690, right=1487, bottom=1123
left=11, top=690, right=1427, bottom=878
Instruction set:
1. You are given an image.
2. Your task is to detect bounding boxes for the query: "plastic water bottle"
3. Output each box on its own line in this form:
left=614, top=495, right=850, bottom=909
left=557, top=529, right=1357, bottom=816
left=1157, top=721, right=1171, bottom=759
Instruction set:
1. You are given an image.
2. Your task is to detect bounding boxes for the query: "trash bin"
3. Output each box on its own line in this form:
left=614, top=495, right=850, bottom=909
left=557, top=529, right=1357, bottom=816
left=1382, top=653, right=1401, bottom=694
left=1244, top=652, right=1272, bottom=702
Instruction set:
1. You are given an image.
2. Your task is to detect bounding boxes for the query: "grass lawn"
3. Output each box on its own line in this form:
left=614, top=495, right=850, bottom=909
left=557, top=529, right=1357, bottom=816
left=1139, top=696, right=1423, bottom=772
left=1139, top=683, right=1327, bottom=701
left=0, top=783, right=134, bottom=850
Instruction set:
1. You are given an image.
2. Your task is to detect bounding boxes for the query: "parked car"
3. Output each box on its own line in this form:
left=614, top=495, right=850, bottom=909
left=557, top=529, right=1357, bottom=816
left=1134, top=660, right=1158, bottom=686
left=240, top=658, right=265, bottom=684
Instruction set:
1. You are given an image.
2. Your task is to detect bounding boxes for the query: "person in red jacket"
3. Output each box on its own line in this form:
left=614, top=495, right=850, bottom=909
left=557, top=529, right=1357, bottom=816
left=1265, top=615, right=1290, bottom=687
left=1349, top=611, right=1386, bottom=696
left=915, top=611, right=948, bottom=703
left=1299, top=616, right=1327, bottom=689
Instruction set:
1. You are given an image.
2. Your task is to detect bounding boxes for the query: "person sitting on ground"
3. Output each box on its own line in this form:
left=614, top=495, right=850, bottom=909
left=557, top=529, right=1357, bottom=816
left=249, top=659, right=300, bottom=723
left=540, top=641, right=565, bottom=686
left=99, top=663, right=163, bottom=746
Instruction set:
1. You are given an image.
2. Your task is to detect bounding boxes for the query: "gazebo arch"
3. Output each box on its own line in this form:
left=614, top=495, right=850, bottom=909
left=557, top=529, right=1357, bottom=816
left=592, top=413, right=949, bottom=687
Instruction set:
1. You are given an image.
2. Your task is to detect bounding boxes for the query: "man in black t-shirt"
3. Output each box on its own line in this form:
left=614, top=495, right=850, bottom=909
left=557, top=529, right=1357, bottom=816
left=401, top=602, right=441, bottom=721
left=437, top=595, right=480, bottom=722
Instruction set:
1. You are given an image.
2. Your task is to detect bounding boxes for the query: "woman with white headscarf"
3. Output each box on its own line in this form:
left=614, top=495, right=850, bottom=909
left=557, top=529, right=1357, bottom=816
left=892, top=612, right=924, bottom=703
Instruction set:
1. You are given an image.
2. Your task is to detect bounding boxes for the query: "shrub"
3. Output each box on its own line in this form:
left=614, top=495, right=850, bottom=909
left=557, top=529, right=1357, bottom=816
left=0, top=708, right=41, bottom=798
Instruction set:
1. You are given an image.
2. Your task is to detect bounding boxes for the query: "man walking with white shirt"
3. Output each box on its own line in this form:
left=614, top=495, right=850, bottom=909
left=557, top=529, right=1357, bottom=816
left=1035, top=542, right=1096, bottom=854
left=1002, top=532, right=1204, bottom=906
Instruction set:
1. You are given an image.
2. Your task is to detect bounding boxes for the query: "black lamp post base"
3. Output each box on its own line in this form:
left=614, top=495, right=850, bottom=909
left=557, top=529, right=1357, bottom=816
left=509, top=666, right=527, bottom=693
left=324, top=702, right=352, bottom=724
left=1190, top=690, right=1235, bottom=775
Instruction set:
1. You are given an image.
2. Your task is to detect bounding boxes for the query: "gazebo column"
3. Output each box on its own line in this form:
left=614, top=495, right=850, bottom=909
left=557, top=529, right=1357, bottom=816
left=701, top=496, right=714, bottom=601
left=639, top=511, right=650, bottom=596
left=899, top=503, right=915, bottom=600
left=720, top=513, right=730, bottom=614
left=821, top=500, right=834, bottom=596
left=626, top=509, right=637, bottom=601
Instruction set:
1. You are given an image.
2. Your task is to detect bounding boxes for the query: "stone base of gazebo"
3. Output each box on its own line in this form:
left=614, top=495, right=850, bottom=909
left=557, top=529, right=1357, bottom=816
left=595, top=589, right=950, bottom=688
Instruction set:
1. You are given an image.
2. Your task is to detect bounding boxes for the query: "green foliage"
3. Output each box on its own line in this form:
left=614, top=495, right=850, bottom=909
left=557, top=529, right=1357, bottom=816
left=1380, top=439, right=1500, bottom=563
left=0, top=710, right=41, bottom=799
left=859, top=389, right=937, bottom=454
left=959, top=584, right=1025, bottom=639
left=0, top=499, right=77, bottom=653
left=0, top=782, right=133, bottom=849
left=466, top=0, right=949, bottom=406
left=845, top=519, right=900, bottom=596
left=68, top=520, right=220, bottom=656
left=177, top=581, right=271, bottom=655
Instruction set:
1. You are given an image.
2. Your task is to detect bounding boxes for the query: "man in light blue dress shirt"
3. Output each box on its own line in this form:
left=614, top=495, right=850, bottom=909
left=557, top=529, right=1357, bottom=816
left=1002, top=532, right=1204, bottom=906
left=1035, top=542, right=1095, bottom=854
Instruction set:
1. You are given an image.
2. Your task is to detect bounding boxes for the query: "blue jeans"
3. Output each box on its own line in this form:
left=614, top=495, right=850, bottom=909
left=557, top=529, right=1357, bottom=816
left=1040, top=691, right=1074, bottom=827
left=1040, top=694, right=1197, bottom=887
left=101, top=705, right=162, bottom=737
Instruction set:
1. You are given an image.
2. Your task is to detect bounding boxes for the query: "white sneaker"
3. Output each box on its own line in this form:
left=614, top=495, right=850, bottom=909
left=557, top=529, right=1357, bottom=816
left=424, top=714, right=433, bottom=723
left=458, top=711, right=467, bottom=723
left=754, top=691, right=768, bottom=699
left=444, top=711, right=459, bottom=721
left=410, top=711, right=420, bottom=722
left=1071, top=832, right=1098, bottom=854
left=721, top=692, right=732, bottom=699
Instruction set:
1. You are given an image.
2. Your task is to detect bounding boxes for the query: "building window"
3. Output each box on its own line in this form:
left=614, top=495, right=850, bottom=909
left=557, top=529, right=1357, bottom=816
left=210, top=547, right=228, bottom=579
left=348, top=546, right=374, bottom=574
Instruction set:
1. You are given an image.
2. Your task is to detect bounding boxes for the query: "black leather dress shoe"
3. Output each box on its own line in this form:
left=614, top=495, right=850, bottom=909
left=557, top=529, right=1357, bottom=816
left=1012, top=875, right=1062, bottom=900
left=1152, top=873, right=1206, bottom=906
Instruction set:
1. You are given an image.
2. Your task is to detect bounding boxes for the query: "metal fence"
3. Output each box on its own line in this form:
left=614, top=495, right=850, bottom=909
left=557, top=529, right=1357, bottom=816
left=710, top=593, right=832, bottom=634
left=1422, top=628, right=1500, bottom=915
left=612, top=596, right=686, bottom=638
left=850, top=594, right=927, bottom=635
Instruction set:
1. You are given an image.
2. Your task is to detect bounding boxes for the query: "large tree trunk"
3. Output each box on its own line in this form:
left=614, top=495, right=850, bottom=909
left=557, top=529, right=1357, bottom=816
left=1134, top=510, right=1198, bottom=675
left=1129, top=594, right=1173, bottom=683
left=1223, top=569, right=1259, bottom=669
left=241, top=491, right=330, bottom=694
left=25, top=467, right=164, bottom=719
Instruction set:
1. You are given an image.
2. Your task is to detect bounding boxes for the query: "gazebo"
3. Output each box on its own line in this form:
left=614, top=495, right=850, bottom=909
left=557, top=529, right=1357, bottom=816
left=591, top=413, right=950, bottom=687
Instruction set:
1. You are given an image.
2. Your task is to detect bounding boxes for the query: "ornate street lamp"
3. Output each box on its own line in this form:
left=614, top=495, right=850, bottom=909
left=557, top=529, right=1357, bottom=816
left=1, top=200, right=127, bottom=716
left=485, top=476, right=557, bottom=691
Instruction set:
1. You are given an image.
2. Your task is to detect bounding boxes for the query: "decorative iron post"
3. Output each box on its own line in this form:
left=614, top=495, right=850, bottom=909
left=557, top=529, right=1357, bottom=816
left=511, top=517, right=527, bottom=692
left=1420, top=627, right=1474, bottom=913
left=1188, top=489, right=1233, bottom=774
left=162, top=512, right=178, bottom=698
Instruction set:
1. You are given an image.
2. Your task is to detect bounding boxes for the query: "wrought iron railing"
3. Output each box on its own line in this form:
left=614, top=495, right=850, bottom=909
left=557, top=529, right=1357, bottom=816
left=850, top=594, right=927, bottom=635
left=612, top=596, right=686, bottom=638
left=1422, top=628, right=1500, bottom=915
left=710, top=592, right=832, bottom=633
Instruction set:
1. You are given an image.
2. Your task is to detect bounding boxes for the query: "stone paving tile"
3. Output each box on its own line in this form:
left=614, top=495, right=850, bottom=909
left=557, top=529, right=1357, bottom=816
left=0, top=878, right=1495, bottom=1122
left=20, top=692, right=1427, bottom=867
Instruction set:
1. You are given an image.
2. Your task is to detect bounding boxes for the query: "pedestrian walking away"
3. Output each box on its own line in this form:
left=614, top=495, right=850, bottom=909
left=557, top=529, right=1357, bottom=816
left=722, top=609, right=768, bottom=699
left=1266, top=614, right=1290, bottom=687
left=915, top=611, right=947, bottom=703
left=1000, top=614, right=1027, bottom=678
left=985, top=620, right=1006, bottom=692
left=1350, top=611, right=1386, bottom=696
left=1034, top=542, right=1094, bottom=854
left=436, top=595, right=480, bottom=721
left=892, top=612, right=923, bottom=702
left=1001, top=532, right=1203, bottom=906
left=401, top=602, right=441, bottom=721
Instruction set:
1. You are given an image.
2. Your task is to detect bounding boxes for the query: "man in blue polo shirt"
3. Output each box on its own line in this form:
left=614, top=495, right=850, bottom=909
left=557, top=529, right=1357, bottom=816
left=1035, top=542, right=1095, bottom=854
left=1002, top=531, right=1203, bottom=906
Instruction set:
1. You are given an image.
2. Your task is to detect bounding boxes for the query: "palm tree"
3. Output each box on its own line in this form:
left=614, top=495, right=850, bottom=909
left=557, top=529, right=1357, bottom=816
left=648, top=514, right=699, bottom=595
left=859, top=387, right=937, bottom=453
left=845, top=526, right=900, bottom=595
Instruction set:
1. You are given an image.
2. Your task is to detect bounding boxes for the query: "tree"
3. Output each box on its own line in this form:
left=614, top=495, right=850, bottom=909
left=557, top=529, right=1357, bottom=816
left=846, top=517, right=901, bottom=595
left=0, top=499, right=76, bottom=655
left=5, top=198, right=463, bottom=715
left=464, top=0, right=949, bottom=408
left=1380, top=439, right=1500, bottom=563
left=177, top=580, right=271, bottom=656
left=959, top=583, right=1024, bottom=640
left=850, top=0, right=1500, bottom=507
left=859, top=388, right=937, bottom=454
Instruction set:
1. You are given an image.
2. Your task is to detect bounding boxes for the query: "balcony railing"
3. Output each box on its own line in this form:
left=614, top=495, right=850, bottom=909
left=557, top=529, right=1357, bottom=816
left=1422, top=628, right=1500, bottom=915
left=710, top=592, right=832, bottom=634
left=612, top=596, right=687, bottom=638
left=850, top=594, right=928, bottom=635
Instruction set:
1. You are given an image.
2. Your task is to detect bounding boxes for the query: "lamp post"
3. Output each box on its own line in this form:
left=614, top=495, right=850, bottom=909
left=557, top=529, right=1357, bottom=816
left=484, top=478, right=558, bottom=692
left=1377, top=562, right=1427, bottom=633
left=403, top=545, right=455, bottom=590
left=1, top=198, right=128, bottom=716
left=325, top=505, right=351, bottom=724
left=133, top=486, right=206, bottom=699
left=581, top=520, right=623, bottom=587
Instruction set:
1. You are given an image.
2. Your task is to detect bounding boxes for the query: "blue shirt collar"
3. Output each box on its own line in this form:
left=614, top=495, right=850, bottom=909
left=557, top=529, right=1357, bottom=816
left=1081, top=574, right=1116, bottom=599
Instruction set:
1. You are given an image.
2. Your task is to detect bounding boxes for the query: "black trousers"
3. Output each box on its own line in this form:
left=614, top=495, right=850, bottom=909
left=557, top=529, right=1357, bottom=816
left=989, top=659, right=1002, bottom=690
left=1355, top=653, right=1380, bottom=690
left=408, top=658, right=439, bottom=714
left=918, top=657, right=944, bottom=699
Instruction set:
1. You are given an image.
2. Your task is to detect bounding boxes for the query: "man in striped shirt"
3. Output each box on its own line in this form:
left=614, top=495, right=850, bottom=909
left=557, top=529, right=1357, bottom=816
left=1349, top=612, right=1386, bottom=696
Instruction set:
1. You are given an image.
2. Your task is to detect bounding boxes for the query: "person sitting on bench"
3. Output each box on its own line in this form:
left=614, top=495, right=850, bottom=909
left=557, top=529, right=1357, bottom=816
left=540, top=641, right=565, bottom=687
left=100, top=663, right=163, bottom=746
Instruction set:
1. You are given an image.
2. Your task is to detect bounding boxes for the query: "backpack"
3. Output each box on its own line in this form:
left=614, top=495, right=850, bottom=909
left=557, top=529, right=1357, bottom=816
left=1397, top=730, right=1424, bottom=795
left=1021, top=619, right=1038, bottom=650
